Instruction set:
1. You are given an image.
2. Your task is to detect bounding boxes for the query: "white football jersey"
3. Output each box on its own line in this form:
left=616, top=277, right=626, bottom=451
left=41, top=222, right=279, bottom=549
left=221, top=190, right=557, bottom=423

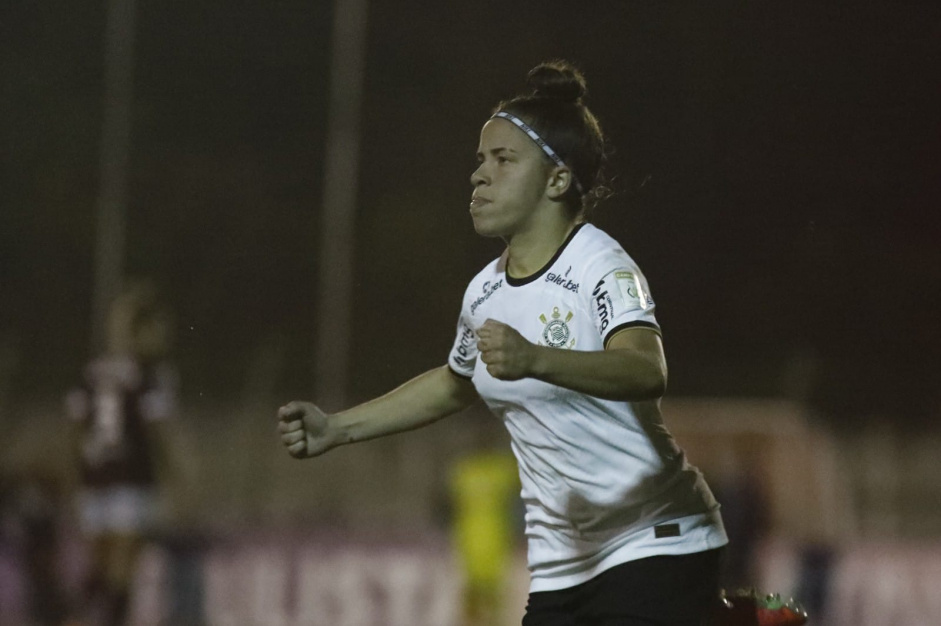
left=448, top=223, right=728, bottom=592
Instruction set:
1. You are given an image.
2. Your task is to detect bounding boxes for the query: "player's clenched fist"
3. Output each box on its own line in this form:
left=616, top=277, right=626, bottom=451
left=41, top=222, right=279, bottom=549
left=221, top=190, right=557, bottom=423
left=477, top=318, right=537, bottom=381
left=277, top=401, right=336, bottom=458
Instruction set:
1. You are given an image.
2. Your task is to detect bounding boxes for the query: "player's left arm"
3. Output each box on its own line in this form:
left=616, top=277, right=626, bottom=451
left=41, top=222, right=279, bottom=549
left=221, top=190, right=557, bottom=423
left=477, top=320, right=666, bottom=401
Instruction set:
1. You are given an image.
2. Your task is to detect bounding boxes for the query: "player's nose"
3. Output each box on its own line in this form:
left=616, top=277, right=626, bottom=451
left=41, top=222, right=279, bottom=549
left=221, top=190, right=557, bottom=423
left=470, top=162, right=489, bottom=187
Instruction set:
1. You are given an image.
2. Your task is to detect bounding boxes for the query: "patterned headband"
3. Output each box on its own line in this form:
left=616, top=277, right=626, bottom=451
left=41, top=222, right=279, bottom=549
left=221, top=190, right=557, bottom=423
left=492, top=111, right=585, bottom=196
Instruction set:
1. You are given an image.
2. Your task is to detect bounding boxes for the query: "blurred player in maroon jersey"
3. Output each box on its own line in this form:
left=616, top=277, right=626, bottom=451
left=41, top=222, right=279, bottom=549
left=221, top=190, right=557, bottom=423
left=65, top=280, right=181, bottom=626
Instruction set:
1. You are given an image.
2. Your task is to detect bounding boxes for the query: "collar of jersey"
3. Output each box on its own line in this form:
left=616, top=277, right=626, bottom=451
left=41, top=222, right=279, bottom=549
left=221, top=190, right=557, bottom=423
left=505, top=222, right=586, bottom=287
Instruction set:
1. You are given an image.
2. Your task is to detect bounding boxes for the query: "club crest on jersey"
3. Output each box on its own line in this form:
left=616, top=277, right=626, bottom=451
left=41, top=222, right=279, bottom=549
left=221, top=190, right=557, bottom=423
left=538, top=307, right=576, bottom=349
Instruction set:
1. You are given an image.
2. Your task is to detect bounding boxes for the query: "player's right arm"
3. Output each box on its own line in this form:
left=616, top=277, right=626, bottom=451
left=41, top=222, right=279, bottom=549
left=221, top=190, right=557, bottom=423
left=277, top=365, right=478, bottom=458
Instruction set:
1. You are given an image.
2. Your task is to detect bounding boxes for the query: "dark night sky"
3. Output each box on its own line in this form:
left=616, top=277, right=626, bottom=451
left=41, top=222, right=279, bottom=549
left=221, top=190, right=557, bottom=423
left=1, top=1, right=939, bottom=427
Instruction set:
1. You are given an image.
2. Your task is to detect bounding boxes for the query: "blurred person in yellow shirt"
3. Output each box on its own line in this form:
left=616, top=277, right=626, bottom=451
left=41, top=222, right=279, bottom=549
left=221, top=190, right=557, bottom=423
left=450, top=437, right=520, bottom=626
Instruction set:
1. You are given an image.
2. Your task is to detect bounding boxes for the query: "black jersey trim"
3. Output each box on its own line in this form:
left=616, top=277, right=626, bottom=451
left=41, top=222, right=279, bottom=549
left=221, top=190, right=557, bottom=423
left=447, top=363, right=474, bottom=380
left=603, top=321, right=662, bottom=349
left=505, top=222, right=587, bottom=287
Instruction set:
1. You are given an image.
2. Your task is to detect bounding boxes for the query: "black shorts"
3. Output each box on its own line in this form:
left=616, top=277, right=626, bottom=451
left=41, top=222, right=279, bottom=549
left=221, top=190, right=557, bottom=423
left=522, top=548, right=724, bottom=626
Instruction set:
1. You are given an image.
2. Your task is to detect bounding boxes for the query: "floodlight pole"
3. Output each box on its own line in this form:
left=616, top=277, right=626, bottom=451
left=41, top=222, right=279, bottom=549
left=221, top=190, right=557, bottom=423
left=314, top=0, right=369, bottom=410
left=91, top=0, right=137, bottom=354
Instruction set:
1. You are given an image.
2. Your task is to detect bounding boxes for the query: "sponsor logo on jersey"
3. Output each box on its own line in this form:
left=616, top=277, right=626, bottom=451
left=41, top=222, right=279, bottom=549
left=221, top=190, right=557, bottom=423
left=593, top=270, right=653, bottom=332
left=592, top=280, right=614, bottom=333
left=452, top=323, right=476, bottom=368
left=545, top=271, right=579, bottom=293
left=538, top=307, right=576, bottom=349
left=470, top=279, right=503, bottom=316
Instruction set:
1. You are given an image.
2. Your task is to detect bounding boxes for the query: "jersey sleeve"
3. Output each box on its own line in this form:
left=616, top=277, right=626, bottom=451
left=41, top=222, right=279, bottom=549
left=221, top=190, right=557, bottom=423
left=586, top=253, right=660, bottom=348
left=447, top=301, right=478, bottom=379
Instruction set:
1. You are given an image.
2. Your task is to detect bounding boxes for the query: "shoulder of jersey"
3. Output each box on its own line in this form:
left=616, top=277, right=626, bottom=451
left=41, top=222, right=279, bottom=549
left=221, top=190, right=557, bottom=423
left=463, top=253, right=506, bottom=296
left=568, top=224, right=634, bottom=278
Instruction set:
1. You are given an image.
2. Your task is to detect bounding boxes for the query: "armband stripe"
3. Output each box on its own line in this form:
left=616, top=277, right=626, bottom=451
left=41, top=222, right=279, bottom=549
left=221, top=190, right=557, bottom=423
left=603, top=321, right=661, bottom=349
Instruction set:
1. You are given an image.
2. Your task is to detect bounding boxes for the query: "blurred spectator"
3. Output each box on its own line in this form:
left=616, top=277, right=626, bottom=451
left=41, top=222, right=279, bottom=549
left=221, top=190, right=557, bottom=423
left=64, top=279, right=185, bottom=626
left=711, top=442, right=769, bottom=591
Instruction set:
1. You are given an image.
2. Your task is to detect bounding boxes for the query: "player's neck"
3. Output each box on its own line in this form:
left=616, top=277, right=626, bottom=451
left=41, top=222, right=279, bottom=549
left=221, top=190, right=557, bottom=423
left=504, top=218, right=579, bottom=279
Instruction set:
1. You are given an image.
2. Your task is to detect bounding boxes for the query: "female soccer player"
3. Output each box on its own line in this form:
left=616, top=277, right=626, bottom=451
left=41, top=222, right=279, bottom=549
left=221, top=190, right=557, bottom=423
left=279, top=60, right=729, bottom=625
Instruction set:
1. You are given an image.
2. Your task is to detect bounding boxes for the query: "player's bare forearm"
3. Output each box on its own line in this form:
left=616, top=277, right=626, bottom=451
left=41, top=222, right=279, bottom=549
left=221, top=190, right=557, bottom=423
left=528, top=337, right=666, bottom=401
left=478, top=319, right=666, bottom=401
left=279, top=366, right=478, bottom=458
left=333, top=365, right=478, bottom=444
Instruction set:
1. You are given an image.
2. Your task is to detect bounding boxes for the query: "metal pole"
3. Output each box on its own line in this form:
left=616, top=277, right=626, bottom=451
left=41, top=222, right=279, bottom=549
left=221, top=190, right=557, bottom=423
left=314, top=0, right=368, bottom=410
left=91, top=0, right=137, bottom=354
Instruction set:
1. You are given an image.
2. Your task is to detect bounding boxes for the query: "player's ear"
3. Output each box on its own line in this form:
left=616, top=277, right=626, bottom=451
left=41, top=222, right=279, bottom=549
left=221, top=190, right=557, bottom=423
left=546, top=167, right=573, bottom=200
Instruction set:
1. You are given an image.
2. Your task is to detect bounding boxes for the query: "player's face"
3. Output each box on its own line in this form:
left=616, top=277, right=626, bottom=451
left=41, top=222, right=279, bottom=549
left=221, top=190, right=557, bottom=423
left=469, top=118, right=554, bottom=239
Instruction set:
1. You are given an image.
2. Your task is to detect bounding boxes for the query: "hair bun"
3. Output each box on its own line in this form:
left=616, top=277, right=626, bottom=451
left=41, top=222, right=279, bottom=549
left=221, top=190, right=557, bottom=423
left=527, top=60, right=587, bottom=104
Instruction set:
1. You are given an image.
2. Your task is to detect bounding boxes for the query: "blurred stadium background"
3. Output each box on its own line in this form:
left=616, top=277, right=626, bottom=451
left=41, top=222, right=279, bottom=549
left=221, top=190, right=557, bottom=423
left=1, top=1, right=940, bottom=624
